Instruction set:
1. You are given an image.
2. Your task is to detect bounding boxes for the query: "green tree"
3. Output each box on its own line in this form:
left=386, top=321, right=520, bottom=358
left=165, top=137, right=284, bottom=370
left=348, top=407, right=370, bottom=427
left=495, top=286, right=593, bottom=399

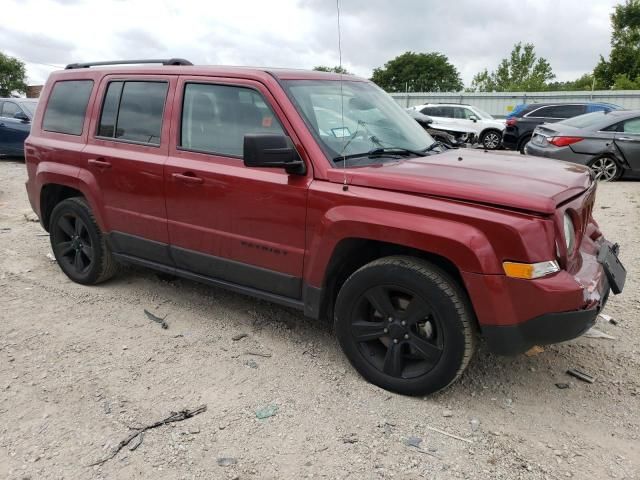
left=370, top=52, right=463, bottom=92
left=0, top=52, right=27, bottom=97
left=469, top=43, right=555, bottom=92
left=612, top=73, right=640, bottom=89
left=547, top=73, right=601, bottom=91
left=594, top=0, right=640, bottom=89
left=313, top=65, right=351, bottom=74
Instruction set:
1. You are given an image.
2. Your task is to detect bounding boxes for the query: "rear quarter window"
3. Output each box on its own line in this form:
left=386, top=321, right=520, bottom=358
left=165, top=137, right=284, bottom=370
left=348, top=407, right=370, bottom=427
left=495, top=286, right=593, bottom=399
left=42, top=80, right=94, bottom=135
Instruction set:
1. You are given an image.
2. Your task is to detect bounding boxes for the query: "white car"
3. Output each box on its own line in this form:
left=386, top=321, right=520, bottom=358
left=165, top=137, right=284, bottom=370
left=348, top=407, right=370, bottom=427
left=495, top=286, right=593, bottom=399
left=411, top=103, right=505, bottom=150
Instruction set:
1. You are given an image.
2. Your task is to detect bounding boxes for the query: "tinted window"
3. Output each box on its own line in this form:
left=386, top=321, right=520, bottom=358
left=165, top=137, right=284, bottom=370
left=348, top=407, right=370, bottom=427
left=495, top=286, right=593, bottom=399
left=1, top=102, right=20, bottom=118
left=117, top=82, right=167, bottom=144
left=43, top=80, right=93, bottom=135
left=180, top=83, right=284, bottom=157
left=420, top=106, right=441, bottom=116
left=439, top=106, right=455, bottom=118
left=97, top=82, right=123, bottom=137
left=622, top=118, right=640, bottom=134
left=531, top=104, right=585, bottom=119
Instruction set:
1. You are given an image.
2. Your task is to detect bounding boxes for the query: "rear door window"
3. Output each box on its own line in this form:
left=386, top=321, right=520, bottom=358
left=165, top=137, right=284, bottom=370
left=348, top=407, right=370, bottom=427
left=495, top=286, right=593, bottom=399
left=97, top=81, right=168, bottom=145
left=42, top=80, right=94, bottom=135
left=622, top=118, right=640, bottom=134
left=180, top=83, right=284, bottom=157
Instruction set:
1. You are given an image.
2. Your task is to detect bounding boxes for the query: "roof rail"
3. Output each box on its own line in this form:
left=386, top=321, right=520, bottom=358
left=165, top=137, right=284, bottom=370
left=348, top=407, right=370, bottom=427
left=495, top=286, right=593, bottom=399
left=65, top=58, right=193, bottom=69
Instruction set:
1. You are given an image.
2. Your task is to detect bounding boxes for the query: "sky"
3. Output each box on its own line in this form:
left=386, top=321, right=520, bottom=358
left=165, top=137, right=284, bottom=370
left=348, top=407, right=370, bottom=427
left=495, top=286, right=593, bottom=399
left=1, top=0, right=620, bottom=88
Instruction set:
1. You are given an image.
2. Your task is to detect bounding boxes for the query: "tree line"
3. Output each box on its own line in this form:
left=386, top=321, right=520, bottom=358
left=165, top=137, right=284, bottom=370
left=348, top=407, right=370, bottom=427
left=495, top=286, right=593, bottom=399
left=313, top=0, right=640, bottom=93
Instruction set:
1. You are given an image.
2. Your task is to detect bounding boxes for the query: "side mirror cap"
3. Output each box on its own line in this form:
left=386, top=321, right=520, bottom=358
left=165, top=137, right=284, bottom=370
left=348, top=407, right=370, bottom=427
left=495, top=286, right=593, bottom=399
left=469, top=115, right=478, bottom=122
left=243, top=134, right=306, bottom=175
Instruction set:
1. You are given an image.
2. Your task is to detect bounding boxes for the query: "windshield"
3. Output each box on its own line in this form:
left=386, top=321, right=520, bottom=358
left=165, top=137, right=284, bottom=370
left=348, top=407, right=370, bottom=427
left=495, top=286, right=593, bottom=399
left=20, top=101, right=38, bottom=117
left=558, top=111, right=607, bottom=129
left=472, top=107, right=493, bottom=120
left=284, top=80, right=435, bottom=164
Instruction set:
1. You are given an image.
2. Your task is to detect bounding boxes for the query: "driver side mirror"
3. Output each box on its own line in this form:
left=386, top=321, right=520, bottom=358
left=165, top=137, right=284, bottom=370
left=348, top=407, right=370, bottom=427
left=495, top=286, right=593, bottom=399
left=243, top=134, right=306, bottom=175
left=469, top=115, right=478, bottom=123
left=14, top=111, right=30, bottom=122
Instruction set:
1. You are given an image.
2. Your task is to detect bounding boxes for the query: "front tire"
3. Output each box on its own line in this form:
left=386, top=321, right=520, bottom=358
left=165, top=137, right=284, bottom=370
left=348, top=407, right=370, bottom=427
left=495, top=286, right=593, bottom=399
left=334, top=256, right=476, bottom=396
left=49, top=197, right=118, bottom=285
left=480, top=130, right=502, bottom=150
left=518, top=135, right=531, bottom=154
left=589, top=156, right=621, bottom=182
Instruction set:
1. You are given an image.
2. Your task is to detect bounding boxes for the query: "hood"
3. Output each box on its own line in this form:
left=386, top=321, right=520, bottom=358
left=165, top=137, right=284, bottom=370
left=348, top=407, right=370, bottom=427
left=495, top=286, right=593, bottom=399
left=327, top=149, right=592, bottom=214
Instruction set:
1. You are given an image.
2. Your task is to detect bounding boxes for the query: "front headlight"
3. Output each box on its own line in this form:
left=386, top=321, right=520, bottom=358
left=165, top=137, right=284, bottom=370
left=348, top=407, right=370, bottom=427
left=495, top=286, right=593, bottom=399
left=563, top=213, right=575, bottom=253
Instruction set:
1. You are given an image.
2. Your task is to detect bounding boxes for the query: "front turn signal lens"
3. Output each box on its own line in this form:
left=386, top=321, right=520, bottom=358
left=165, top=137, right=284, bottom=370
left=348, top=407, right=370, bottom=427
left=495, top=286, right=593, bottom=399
left=503, top=260, right=560, bottom=279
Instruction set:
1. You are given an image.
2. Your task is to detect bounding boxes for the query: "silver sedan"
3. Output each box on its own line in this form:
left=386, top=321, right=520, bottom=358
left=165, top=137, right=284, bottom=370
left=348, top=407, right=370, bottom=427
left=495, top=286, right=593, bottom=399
left=525, top=109, right=640, bottom=181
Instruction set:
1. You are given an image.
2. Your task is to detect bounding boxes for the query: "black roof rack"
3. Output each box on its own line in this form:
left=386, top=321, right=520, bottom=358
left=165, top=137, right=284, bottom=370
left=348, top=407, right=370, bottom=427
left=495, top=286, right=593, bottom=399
left=65, top=58, right=193, bottom=69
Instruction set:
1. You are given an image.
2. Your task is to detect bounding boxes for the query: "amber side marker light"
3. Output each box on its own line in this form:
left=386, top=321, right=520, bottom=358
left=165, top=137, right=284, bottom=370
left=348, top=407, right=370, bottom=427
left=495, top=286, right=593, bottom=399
left=503, top=260, right=560, bottom=279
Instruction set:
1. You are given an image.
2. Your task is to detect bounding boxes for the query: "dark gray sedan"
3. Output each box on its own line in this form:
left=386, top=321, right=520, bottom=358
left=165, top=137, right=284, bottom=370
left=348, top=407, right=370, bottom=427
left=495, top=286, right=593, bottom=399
left=525, top=109, right=640, bottom=181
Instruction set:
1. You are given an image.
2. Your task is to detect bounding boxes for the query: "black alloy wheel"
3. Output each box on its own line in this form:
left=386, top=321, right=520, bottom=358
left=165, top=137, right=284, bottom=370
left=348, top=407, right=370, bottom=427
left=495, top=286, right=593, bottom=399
left=49, top=197, right=118, bottom=284
left=335, top=256, right=476, bottom=396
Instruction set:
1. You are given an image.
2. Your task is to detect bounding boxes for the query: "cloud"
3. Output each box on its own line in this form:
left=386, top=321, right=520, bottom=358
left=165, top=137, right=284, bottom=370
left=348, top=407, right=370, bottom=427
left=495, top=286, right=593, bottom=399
left=1, top=0, right=619, bottom=87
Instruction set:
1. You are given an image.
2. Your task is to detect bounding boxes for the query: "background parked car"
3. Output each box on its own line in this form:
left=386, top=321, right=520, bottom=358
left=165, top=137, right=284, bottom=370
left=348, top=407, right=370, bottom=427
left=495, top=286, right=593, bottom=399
left=406, top=109, right=465, bottom=148
left=525, top=109, right=640, bottom=181
left=503, top=102, right=622, bottom=154
left=0, top=98, right=38, bottom=157
left=411, top=103, right=505, bottom=150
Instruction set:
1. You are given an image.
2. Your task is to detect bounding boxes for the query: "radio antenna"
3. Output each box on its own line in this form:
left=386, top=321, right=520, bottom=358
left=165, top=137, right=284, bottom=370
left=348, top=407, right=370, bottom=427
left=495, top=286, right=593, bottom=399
left=336, top=0, right=348, bottom=191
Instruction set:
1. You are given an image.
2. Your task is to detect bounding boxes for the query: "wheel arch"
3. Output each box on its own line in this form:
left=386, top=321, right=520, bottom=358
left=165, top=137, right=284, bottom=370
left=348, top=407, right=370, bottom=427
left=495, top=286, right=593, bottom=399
left=37, top=166, right=105, bottom=232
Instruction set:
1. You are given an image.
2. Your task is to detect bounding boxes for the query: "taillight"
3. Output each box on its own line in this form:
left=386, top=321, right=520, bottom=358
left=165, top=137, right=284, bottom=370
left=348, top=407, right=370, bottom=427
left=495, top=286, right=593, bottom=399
left=549, top=136, right=583, bottom=147
left=506, top=118, right=517, bottom=127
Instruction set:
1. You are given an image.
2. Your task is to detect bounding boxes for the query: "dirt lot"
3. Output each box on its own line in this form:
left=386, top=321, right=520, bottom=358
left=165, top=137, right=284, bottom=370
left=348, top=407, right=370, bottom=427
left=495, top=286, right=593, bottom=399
left=1, top=157, right=639, bottom=480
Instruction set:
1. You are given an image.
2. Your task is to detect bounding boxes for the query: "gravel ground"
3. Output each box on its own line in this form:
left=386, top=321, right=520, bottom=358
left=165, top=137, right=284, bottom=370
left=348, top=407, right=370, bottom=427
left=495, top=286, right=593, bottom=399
left=1, top=157, right=639, bottom=480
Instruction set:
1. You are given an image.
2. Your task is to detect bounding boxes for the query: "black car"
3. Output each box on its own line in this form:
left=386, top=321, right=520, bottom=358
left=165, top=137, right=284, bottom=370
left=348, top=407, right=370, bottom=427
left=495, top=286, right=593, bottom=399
left=502, top=102, right=622, bottom=153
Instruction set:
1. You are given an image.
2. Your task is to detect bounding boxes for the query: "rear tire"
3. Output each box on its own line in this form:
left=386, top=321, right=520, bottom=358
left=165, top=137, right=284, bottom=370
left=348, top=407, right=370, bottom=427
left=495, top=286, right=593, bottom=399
left=334, top=256, right=476, bottom=396
left=480, top=130, right=502, bottom=150
left=589, top=156, right=622, bottom=182
left=49, top=197, right=118, bottom=285
left=518, top=135, right=531, bottom=154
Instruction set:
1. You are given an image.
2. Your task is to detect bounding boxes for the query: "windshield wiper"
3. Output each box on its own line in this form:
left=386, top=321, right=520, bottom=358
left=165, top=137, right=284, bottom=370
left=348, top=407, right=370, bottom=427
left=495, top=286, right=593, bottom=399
left=334, top=146, right=427, bottom=163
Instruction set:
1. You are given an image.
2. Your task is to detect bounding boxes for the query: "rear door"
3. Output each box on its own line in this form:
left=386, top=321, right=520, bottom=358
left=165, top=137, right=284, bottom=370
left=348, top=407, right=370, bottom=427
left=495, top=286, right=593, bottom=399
left=614, top=117, right=640, bottom=172
left=164, top=76, right=311, bottom=299
left=84, top=75, right=176, bottom=263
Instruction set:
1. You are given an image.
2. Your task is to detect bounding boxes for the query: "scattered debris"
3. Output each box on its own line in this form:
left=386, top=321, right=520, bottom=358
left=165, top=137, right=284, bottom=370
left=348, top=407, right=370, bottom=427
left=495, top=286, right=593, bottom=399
left=0, top=227, right=10, bottom=232
left=243, top=359, right=258, bottom=369
left=555, top=383, right=570, bottom=389
left=566, top=368, right=595, bottom=384
left=144, top=309, right=168, bottom=329
left=88, top=404, right=207, bottom=466
left=583, top=327, right=615, bottom=340
left=426, top=426, right=473, bottom=444
left=525, top=345, right=545, bottom=357
left=35, top=233, right=49, bottom=237
left=244, top=350, right=272, bottom=358
left=217, top=457, right=237, bottom=467
left=232, top=333, right=248, bottom=341
left=470, top=418, right=480, bottom=431
left=601, top=206, right=611, bottom=209
left=23, top=212, right=39, bottom=222
left=342, top=433, right=359, bottom=444
left=598, top=313, right=617, bottom=326
left=255, top=405, right=278, bottom=419
left=442, top=410, right=453, bottom=417
left=45, top=253, right=56, bottom=262
left=403, top=436, right=423, bottom=448
left=128, top=432, right=144, bottom=451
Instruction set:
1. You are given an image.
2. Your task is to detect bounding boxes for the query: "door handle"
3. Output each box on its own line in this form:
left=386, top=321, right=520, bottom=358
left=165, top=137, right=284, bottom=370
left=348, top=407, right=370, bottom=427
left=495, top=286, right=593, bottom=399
left=88, top=158, right=112, bottom=169
left=617, top=136, right=636, bottom=141
left=172, top=172, right=204, bottom=184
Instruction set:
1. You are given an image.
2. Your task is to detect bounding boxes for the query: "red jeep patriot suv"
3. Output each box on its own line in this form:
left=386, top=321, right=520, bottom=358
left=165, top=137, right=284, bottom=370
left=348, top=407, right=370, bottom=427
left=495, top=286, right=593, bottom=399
left=25, top=59, right=626, bottom=395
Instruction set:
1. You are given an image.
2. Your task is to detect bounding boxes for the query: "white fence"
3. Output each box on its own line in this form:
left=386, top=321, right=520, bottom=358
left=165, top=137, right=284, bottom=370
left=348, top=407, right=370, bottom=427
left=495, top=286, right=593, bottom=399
left=390, top=90, right=640, bottom=117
